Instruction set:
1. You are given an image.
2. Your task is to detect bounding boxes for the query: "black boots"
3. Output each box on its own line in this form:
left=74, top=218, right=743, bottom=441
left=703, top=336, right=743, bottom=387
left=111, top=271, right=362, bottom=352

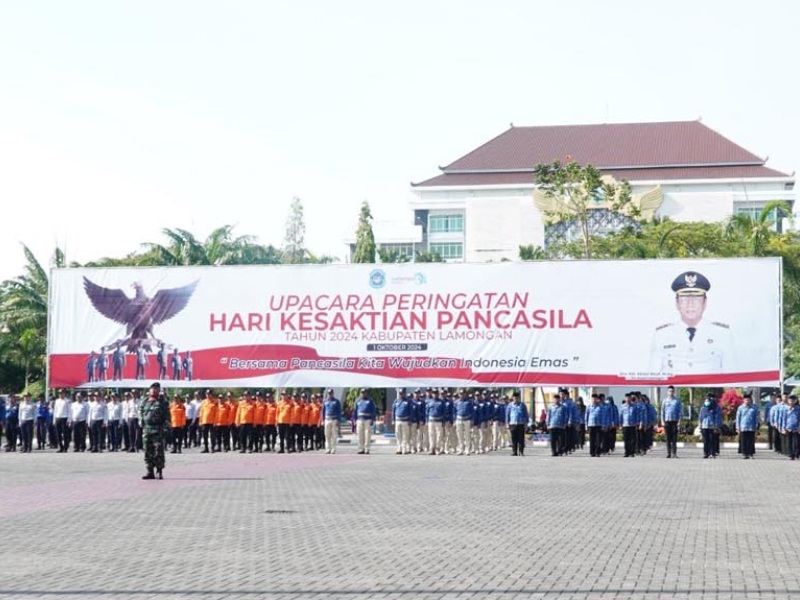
left=142, top=468, right=155, bottom=480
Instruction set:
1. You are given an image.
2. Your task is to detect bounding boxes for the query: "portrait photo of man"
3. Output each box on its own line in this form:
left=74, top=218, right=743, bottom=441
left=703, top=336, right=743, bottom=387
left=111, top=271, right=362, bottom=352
left=649, top=271, right=736, bottom=374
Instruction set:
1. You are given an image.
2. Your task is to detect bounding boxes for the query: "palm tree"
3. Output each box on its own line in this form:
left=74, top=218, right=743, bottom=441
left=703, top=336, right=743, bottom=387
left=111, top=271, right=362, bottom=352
left=142, top=226, right=283, bottom=266
left=725, top=200, right=792, bottom=257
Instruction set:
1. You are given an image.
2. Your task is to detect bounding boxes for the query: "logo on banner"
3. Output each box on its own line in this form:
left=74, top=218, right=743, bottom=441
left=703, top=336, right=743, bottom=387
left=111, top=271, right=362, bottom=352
left=83, top=277, right=198, bottom=352
left=369, top=269, right=386, bottom=289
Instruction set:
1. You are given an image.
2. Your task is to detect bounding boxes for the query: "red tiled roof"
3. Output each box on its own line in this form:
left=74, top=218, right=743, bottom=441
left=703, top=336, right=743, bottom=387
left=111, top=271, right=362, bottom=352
left=441, top=121, right=766, bottom=172
left=414, top=165, right=790, bottom=187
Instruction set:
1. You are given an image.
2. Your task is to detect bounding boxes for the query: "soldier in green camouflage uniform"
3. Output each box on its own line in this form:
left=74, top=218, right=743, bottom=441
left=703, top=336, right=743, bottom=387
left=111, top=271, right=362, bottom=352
left=140, top=382, right=171, bottom=480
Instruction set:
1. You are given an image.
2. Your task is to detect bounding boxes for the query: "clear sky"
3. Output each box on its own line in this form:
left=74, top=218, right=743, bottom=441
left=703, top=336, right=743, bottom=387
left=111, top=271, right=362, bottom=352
left=1, top=0, right=798, bottom=282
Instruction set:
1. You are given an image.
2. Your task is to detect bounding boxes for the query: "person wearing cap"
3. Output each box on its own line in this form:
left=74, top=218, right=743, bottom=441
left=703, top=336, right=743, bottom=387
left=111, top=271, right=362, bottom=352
left=779, top=395, right=800, bottom=460
left=408, top=390, right=422, bottom=453
left=87, top=392, right=107, bottom=453
left=69, top=393, right=88, bottom=452
left=18, top=393, right=35, bottom=453
left=699, top=394, right=722, bottom=459
left=493, top=394, right=508, bottom=451
left=52, top=390, right=71, bottom=453
left=140, top=382, right=170, bottom=479
left=426, top=389, right=445, bottom=455
left=650, top=271, right=736, bottom=374
left=392, top=389, right=412, bottom=455
left=169, top=394, right=186, bottom=454
left=265, top=392, right=278, bottom=451
left=276, top=392, right=293, bottom=453
left=252, top=392, right=267, bottom=452
left=660, top=385, right=682, bottom=458
left=736, top=392, right=760, bottom=459
left=506, top=393, right=529, bottom=457
left=355, top=388, right=377, bottom=455
left=322, top=389, right=342, bottom=454
left=765, top=392, right=778, bottom=450
left=198, top=391, right=218, bottom=453
left=235, top=391, right=255, bottom=454
left=107, top=393, right=123, bottom=452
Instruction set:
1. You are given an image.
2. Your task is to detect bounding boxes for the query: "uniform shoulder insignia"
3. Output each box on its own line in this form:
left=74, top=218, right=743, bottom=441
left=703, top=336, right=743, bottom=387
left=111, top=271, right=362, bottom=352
left=655, top=323, right=674, bottom=331
left=711, top=321, right=730, bottom=329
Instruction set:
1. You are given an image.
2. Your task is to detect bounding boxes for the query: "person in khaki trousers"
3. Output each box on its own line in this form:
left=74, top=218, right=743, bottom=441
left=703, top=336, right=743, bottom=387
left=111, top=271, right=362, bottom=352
left=354, top=389, right=376, bottom=454
left=322, top=389, right=342, bottom=454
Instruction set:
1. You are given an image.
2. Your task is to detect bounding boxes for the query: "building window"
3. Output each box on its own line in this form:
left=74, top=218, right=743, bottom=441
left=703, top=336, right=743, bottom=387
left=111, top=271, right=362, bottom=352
left=735, top=206, right=781, bottom=231
left=429, top=242, right=463, bottom=260
left=429, top=214, right=464, bottom=233
left=378, top=243, right=415, bottom=259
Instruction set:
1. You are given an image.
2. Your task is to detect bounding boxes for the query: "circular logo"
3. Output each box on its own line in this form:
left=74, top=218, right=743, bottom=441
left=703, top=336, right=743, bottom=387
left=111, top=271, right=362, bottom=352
left=369, top=269, right=386, bottom=289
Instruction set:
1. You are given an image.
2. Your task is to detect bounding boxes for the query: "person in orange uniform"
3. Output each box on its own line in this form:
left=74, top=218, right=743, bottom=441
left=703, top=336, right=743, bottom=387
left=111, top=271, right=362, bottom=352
left=253, top=391, right=267, bottom=452
left=213, top=394, right=229, bottom=452
left=292, top=393, right=306, bottom=453
left=276, top=392, right=294, bottom=454
left=224, top=393, right=237, bottom=451
left=235, top=391, right=256, bottom=454
left=169, top=394, right=187, bottom=454
left=199, top=391, right=218, bottom=454
left=309, top=395, right=322, bottom=451
left=265, top=391, right=278, bottom=451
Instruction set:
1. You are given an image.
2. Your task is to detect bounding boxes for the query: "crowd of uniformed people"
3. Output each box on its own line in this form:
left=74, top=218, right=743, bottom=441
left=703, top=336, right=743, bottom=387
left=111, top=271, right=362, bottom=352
left=0, top=385, right=797, bottom=459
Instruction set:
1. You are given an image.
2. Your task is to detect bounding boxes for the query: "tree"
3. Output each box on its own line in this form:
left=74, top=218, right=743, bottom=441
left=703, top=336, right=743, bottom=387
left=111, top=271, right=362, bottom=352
left=724, top=201, right=793, bottom=257
left=533, top=160, right=635, bottom=259
left=518, top=245, right=548, bottom=261
left=414, top=250, right=443, bottom=263
left=282, top=196, right=307, bottom=264
left=0, top=244, right=61, bottom=392
left=352, top=201, right=377, bottom=263
left=141, top=225, right=280, bottom=266
left=378, top=248, right=411, bottom=263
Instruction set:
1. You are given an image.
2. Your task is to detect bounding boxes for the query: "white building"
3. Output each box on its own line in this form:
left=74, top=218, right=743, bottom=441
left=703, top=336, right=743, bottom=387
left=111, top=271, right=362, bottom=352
left=410, top=120, right=796, bottom=262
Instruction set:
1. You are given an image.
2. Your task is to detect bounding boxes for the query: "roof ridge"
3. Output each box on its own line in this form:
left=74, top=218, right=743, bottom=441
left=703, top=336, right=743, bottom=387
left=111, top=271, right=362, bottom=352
left=440, top=125, right=515, bottom=171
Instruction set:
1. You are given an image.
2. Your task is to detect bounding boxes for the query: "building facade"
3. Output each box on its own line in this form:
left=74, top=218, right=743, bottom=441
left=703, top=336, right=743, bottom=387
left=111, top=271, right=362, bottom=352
left=410, top=121, right=795, bottom=262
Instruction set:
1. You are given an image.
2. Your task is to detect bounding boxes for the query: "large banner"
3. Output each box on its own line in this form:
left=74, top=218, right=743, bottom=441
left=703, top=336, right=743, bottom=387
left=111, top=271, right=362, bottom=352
left=48, top=258, right=781, bottom=389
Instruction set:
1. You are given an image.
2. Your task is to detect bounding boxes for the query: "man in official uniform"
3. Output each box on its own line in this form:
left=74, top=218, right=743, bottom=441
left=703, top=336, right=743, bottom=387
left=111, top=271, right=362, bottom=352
left=322, top=389, right=342, bottom=454
left=736, top=392, right=760, bottom=459
left=765, top=392, right=777, bottom=450
left=660, top=385, right=682, bottom=458
left=650, top=271, right=736, bottom=374
left=354, top=388, right=376, bottom=455
left=140, top=382, right=170, bottom=479
left=546, top=394, right=568, bottom=456
left=392, top=389, right=413, bottom=455
left=506, top=393, right=528, bottom=456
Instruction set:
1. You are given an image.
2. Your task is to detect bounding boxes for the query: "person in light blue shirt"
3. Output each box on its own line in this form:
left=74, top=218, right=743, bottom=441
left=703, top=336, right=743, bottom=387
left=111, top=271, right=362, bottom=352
left=780, top=394, right=800, bottom=460
left=770, top=395, right=786, bottom=455
left=546, top=396, right=568, bottom=456
left=392, top=389, right=413, bottom=455
left=322, top=388, right=342, bottom=455
left=585, top=394, right=607, bottom=457
left=505, top=394, right=529, bottom=457
left=601, top=395, right=619, bottom=455
left=620, top=394, right=641, bottom=457
left=736, top=392, right=760, bottom=459
left=764, top=392, right=777, bottom=450
left=699, top=395, right=722, bottom=458
left=660, top=385, right=682, bottom=458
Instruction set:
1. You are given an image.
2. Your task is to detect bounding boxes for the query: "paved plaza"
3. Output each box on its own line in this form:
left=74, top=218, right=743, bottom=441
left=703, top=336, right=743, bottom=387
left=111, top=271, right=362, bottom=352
left=0, top=440, right=798, bottom=600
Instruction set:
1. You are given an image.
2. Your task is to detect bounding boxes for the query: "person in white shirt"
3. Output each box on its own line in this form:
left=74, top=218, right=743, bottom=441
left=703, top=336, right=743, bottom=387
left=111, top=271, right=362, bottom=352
left=127, top=392, right=142, bottom=452
left=52, top=390, right=71, bottom=452
left=185, top=392, right=200, bottom=449
left=107, top=394, right=123, bottom=451
left=18, top=393, right=36, bottom=453
left=87, top=392, right=107, bottom=453
left=70, top=394, right=89, bottom=452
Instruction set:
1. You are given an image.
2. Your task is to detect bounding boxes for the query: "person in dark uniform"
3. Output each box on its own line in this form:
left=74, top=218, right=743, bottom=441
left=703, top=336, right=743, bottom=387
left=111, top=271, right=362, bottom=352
left=699, top=394, right=722, bottom=458
left=170, top=348, right=182, bottom=380
left=86, top=351, right=97, bottom=383
left=156, top=343, right=168, bottom=380
left=546, top=394, right=568, bottom=456
left=660, top=385, right=682, bottom=458
left=736, top=392, right=760, bottom=459
left=140, top=382, right=170, bottom=480
left=112, top=344, right=126, bottom=381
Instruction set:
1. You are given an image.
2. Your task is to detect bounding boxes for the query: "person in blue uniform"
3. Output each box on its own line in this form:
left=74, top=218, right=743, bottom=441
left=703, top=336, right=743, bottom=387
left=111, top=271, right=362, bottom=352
left=699, top=394, right=722, bottom=458
left=392, top=389, right=413, bottom=455
left=585, top=394, right=607, bottom=457
left=764, top=393, right=777, bottom=450
left=660, top=385, right=682, bottom=458
left=546, top=394, right=568, bottom=456
left=354, top=388, right=376, bottom=455
left=620, top=394, right=641, bottom=457
left=454, top=392, right=474, bottom=455
left=736, top=392, right=760, bottom=459
left=506, top=393, right=529, bottom=456
left=779, top=394, right=800, bottom=460
left=426, top=389, right=445, bottom=455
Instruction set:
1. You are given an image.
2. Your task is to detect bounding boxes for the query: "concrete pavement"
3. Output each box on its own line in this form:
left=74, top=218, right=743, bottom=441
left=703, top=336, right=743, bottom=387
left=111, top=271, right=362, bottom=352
left=0, top=440, right=797, bottom=599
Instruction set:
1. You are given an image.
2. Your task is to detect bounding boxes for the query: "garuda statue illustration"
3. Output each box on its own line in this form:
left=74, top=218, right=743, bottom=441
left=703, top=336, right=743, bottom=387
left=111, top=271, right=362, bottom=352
left=83, top=278, right=198, bottom=353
